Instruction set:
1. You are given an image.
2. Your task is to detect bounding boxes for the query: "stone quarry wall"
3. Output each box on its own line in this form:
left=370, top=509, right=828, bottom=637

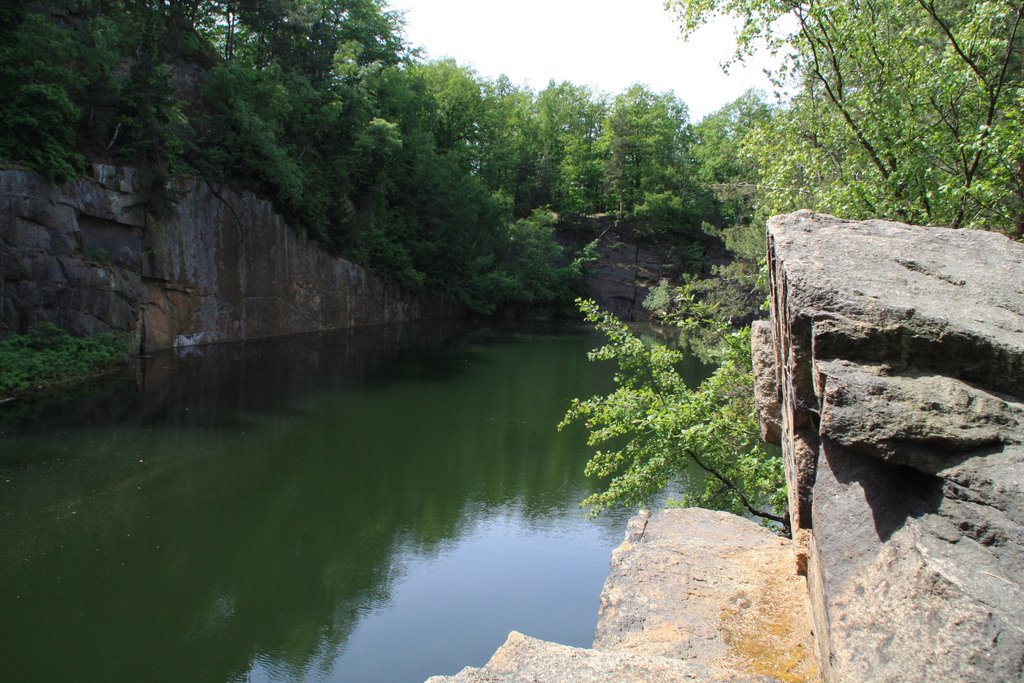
left=0, top=165, right=461, bottom=350
left=756, top=210, right=1024, bottom=681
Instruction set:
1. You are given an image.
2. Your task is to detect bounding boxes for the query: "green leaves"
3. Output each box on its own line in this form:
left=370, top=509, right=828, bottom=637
left=0, top=324, right=129, bottom=398
left=561, top=297, right=785, bottom=524
left=672, top=0, right=1024, bottom=234
left=0, top=14, right=85, bottom=181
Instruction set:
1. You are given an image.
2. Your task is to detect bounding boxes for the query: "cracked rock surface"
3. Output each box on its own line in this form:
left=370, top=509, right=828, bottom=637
left=761, top=211, right=1024, bottom=682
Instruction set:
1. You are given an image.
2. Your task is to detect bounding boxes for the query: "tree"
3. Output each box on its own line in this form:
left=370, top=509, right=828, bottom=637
left=477, top=75, right=542, bottom=216
left=561, top=296, right=786, bottom=526
left=0, top=13, right=84, bottom=181
left=692, top=88, right=770, bottom=227
left=415, top=59, right=486, bottom=168
left=668, top=0, right=1024, bottom=236
left=534, top=81, right=609, bottom=214
left=598, top=84, right=710, bottom=237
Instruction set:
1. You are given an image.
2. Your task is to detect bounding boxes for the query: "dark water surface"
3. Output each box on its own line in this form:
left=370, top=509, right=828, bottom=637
left=0, top=321, right=686, bottom=682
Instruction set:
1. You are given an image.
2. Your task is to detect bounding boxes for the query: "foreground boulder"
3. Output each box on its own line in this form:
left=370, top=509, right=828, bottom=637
left=595, top=508, right=819, bottom=681
left=760, top=211, right=1024, bottom=681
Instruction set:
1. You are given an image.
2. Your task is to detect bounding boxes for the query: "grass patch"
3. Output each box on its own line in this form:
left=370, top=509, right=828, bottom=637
left=0, top=323, right=130, bottom=398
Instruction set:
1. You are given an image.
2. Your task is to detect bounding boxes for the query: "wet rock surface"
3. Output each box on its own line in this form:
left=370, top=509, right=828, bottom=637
left=762, top=211, right=1024, bottom=682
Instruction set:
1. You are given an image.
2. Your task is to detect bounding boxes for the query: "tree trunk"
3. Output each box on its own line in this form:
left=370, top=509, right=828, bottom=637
left=1017, top=61, right=1024, bottom=241
left=1015, top=156, right=1023, bottom=240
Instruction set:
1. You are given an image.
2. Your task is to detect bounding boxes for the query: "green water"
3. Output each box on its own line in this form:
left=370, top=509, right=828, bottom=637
left=0, top=322, right=701, bottom=682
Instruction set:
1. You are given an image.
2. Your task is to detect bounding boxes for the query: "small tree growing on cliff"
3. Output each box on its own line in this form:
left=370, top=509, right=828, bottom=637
left=560, top=293, right=786, bottom=527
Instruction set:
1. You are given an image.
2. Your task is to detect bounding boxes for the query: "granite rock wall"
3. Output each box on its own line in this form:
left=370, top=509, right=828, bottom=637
left=0, top=165, right=461, bottom=350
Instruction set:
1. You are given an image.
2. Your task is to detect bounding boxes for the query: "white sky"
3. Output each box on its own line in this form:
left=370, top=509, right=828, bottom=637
left=385, top=0, right=781, bottom=120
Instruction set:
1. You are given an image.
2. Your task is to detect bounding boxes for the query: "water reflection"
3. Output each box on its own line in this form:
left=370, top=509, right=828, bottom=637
left=0, top=321, right=639, bottom=682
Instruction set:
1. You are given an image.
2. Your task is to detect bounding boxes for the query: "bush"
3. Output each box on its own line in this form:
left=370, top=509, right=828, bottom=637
left=560, top=297, right=786, bottom=527
left=0, top=14, right=85, bottom=182
left=0, top=324, right=129, bottom=397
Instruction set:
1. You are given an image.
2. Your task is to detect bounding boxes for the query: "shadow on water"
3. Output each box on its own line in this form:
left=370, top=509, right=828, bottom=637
left=0, top=319, right=635, bottom=682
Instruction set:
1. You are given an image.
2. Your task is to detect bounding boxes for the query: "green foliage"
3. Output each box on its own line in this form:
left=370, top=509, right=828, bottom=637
left=0, top=2, right=747, bottom=316
left=117, top=14, right=186, bottom=170
left=691, top=89, right=771, bottom=228
left=560, top=298, right=785, bottom=524
left=0, top=324, right=129, bottom=397
left=193, top=61, right=309, bottom=216
left=534, top=81, right=610, bottom=215
left=670, top=0, right=1024, bottom=235
left=0, top=13, right=84, bottom=181
left=680, top=220, right=769, bottom=329
left=631, top=191, right=691, bottom=240
left=483, top=210, right=599, bottom=313
left=601, top=85, right=696, bottom=219
left=476, top=76, right=544, bottom=216
left=83, top=247, right=112, bottom=268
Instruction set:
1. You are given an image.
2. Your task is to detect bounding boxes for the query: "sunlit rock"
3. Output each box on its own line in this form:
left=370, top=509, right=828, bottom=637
left=763, top=210, right=1024, bottom=682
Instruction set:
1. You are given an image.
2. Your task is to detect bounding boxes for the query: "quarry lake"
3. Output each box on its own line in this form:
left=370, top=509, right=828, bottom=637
left=0, top=321, right=705, bottom=682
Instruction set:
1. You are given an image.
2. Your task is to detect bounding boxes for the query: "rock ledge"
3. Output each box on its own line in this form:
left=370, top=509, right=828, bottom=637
left=427, top=508, right=820, bottom=683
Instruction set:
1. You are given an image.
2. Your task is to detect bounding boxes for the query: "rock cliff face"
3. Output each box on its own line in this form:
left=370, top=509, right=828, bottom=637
left=757, top=211, right=1024, bottom=682
left=584, top=235, right=678, bottom=321
left=556, top=214, right=686, bottom=321
left=0, top=165, right=461, bottom=350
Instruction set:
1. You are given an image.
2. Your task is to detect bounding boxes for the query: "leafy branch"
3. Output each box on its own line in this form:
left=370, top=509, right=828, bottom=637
left=560, top=296, right=786, bottom=528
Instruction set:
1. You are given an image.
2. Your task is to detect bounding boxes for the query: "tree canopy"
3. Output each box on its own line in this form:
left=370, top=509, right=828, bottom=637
left=668, top=0, right=1024, bottom=236
left=0, top=0, right=731, bottom=313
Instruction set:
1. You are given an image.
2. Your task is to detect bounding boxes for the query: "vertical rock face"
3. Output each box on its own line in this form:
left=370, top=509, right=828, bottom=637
left=760, top=211, right=1024, bottom=682
left=0, top=166, right=461, bottom=349
left=751, top=320, right=782, bottom=446
left=0, top=166, right=146, bottom=344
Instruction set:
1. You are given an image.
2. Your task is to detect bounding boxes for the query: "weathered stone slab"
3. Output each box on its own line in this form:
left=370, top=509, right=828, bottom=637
left=426, top=631, right=777, bottom=683
left=764, top=210, right=1024, bottom=682
left=594, top=508, right=820, bottom=682
left=767, top=210, right=1024, bottom=399
left=815, top=358, right=1024, bottom=469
